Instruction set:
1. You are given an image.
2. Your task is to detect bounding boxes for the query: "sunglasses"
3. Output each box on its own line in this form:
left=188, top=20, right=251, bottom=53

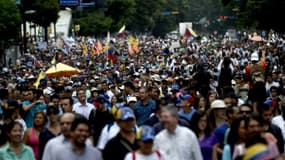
left=239, top=110, right=251, bottom=114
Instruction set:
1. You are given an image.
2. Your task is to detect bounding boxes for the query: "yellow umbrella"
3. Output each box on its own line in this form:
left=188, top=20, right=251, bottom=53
left=45, top=63, right=81, bottom=78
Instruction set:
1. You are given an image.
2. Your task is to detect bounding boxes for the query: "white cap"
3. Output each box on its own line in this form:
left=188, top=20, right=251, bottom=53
left=127, top=96, right=137, bottom=103
left=211, top=100, right=226, bottom=109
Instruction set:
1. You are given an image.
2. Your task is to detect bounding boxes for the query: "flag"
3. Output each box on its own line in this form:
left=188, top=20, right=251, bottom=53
left=107, top=49, right=116, bottom=65
left=184, top=27, right=198, bottom=38
left=117, top=25, right=126, bottom=38
left=51, top=56, right=56, bottom=65
left=82, top=43, right=88, bottom=55
left=33, top=71, right=45, bottom=89
left=96, top=40, right=103, bottom=55
left=128, top=36, right=139, bottom=55
left=104, top=32, right=110, bottom=52
left=189, top=28, right=198, bottom=37
left=184, top=27, right=191, bottom=37
left=91, top=43, right=96, bottom=57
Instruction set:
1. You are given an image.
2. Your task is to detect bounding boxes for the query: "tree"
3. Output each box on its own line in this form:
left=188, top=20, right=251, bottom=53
left=0, top=0, right=21, bottom=65
left=224, top=0, right=285, bottom=32
left=128, top=0, right=166, bottom=33
left=76, top=12, right=113, bottom=36
left=33, top=0, right=59, bottom=41
left=105, top=0, right=136, bottom=31
left=0, top=0, right=21, bottom=40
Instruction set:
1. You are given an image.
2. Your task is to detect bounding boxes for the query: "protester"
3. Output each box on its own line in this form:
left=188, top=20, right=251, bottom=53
left=190, top=111, right=218, bottom=160
left=134, top=87, right=156, bottom=126
left=45, top=114, right=103, bottom=160
left=88, top=95, right=114, bottom=146
left=39, top=104, right=61, bottom=160
left=153, top=105, right=203, bottom=160
left=22, top=88, right=46, bottom=128
left=124, top=125, right=164, bottom=160
left=103, top=107, right=139, bottom=160
left=0, top=121, right=35, bottom=160
left=72, top=89, right=95, bottom=119
left=23, top=111, right=47, bottom=160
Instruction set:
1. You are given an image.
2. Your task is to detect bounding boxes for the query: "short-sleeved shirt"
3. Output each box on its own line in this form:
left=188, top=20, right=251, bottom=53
left=72, top=102, right=95, bottom=119
left=214, top=123, right=229, bottom=148
left=134, top=100, right=156, bottom=126
left=22, top=100, right=46, bottom=128
left=50, top=142, right=102, bottom=160
left=0, top=143, right=35, bottom=160
left=103, top=133, right=139, bottom=160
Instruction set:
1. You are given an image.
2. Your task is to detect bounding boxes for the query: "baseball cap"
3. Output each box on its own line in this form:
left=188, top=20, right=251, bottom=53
left=211, top=100, right=226, bottom=109
left=136, top=125, right=155, bottom=142
left=127, top=96, right=137, bottom=104
left=116, top=107, right=135, bottom=121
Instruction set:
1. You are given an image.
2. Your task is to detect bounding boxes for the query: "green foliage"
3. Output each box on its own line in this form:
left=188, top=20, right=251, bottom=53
left=105, top=0, right=136, bottom=31
left=225, top=0, right=285, bottom=32
left=76, top=12, right=113, bottom=36
left=0, top=0, right=21, bottom=40
left=33, top=0, right=59, bottom=27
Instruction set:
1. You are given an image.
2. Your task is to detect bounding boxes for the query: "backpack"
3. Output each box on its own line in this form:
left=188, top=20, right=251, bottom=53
left=250, top=64, right=264, bottom=84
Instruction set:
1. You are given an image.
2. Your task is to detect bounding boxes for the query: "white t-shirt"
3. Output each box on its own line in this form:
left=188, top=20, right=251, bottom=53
left=124, top=151, right=164, bottom=160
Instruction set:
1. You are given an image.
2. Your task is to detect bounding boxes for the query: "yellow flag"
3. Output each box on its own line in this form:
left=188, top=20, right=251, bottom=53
left=91, top=43, right=96, bottom=57
left=82, top=43, right=88, bottom=55
left=33, top=71, right=45, bottom=89
left=51, top=56, right=56, bottom=65
left=128, top=36, right=139, bottom=55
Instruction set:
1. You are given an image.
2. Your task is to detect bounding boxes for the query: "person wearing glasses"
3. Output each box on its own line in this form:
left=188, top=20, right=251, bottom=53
left=239, top=104, right=253, bottom=117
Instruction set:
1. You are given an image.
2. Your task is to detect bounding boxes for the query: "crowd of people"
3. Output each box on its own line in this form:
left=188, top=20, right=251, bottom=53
left=0, top=30, right=285, bottom=160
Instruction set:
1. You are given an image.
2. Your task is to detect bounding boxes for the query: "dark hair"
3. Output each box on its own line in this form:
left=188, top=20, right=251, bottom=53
left=190, top=111, right=212, bottom=137
left=226, top=106, right=238, bottom=119
left=50, top=94, right=60, bottom=101
left=47, top=105, right=60, bottom=115
left=7, top=121, right=23, bottom=133
left=228, top=116, right=245, bottom=155
left=244, top=112, right=263, bottom=129
left=34, top=111, right=48, bottom=124
left=60, top=96, right=74, bottom=106
left=70, top=114, right=89, bottom=132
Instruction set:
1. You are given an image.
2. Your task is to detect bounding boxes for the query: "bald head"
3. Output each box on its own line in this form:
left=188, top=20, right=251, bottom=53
left=60, top=113, right=75, bottom=137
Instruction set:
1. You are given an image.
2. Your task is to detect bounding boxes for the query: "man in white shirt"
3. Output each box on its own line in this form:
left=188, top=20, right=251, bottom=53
left=72, top=89, right=95, bottom=119
left=272, top=99, right=285, bottom=153
left=154, top=105, right=202, bottom=160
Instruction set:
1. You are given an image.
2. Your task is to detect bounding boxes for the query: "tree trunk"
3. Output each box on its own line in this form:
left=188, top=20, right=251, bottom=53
left=54, top=23, right=57, bottom=40
left=44, top=25, right=48, bottom=42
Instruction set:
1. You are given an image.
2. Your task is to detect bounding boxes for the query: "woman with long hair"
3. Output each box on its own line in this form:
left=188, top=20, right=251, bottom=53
left=190, top=111, right=218, bottom=160
left=222, top=116, right=246, bottom=160
left=0, top=121, right=35, bottom=160
left=23, top=111, right=47, bottom=160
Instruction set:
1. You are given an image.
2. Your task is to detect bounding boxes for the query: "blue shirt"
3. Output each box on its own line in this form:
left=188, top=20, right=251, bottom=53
left=22, top=101, right=46, bottom=128
left=214, top=123, right=229, bottom=148
left=134, top=99, right=156, bottom=126
left=178, top=108, right=196, bottom=121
